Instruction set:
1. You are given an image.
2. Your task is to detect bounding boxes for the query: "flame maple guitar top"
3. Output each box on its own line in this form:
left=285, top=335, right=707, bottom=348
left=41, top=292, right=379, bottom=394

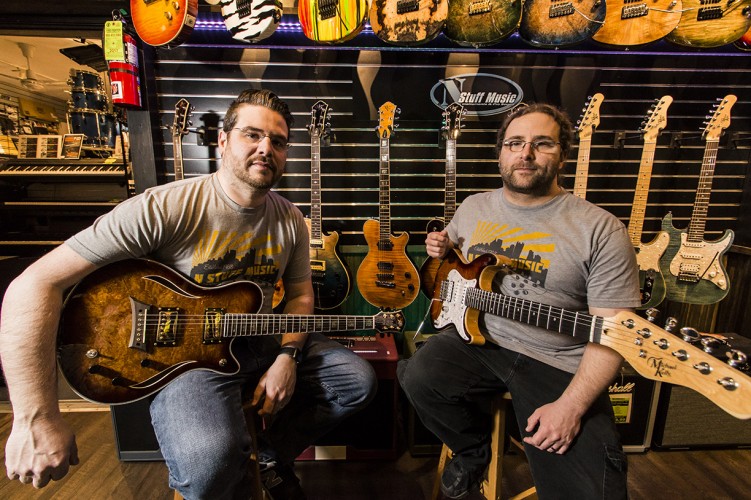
left=592, top=0, right=682, bottom=46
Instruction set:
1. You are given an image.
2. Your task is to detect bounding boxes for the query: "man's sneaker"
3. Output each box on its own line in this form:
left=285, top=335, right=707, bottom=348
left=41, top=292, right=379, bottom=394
left=440, top=456, right=484, bottom=500
left=260, top=463, right=307, bottom=500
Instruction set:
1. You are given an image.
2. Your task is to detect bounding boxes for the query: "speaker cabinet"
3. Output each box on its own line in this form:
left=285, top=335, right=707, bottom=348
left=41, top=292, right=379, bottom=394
left=608, top=363, right=661, bottom=452
left=111, top=397, right=163, bottom=461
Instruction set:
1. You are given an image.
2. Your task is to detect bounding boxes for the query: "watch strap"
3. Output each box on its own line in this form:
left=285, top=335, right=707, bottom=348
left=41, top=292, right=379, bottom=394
left=278, top=345, right=302, bottom=364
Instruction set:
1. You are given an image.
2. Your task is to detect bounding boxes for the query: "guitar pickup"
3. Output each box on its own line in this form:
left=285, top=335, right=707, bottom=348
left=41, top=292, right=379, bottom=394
left=377, top=261, right=394, bottom=271
left=203, top=308, right=225, bottom=344
left=376, top=281, right=396, bottom=288
left=310, top=239, right=324, bottom=249
left=377, top=273, right=395, bottom=281
left=310, top=260, right=326, bottom=272
left=154, top=307, right=181, bottom=346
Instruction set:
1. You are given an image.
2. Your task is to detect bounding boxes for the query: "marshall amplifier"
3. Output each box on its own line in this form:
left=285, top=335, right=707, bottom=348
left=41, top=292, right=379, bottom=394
left=608, top=363, right=661, bottom=453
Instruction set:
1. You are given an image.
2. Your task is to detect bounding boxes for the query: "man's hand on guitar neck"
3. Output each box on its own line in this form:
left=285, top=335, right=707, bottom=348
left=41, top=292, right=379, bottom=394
left=426, top=230, right=454, bottom=259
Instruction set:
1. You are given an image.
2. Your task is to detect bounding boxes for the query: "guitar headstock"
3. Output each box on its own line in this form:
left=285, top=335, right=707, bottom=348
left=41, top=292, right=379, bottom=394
left=172, top=98, right=193, bottom=138
left=374, top=309, right=406, bottom=334
left=603, top=310, right=751, bottom=419
left=308, top=100, right=331, bottom=140
left=442, top=102, right=465, bottom=141
left=703, top=94, right=737, bottom=141
left=576, top=93, right=604, bottom=140
left=640, top=95, right=672, bottom=143
left=377, top=101, right=399, bottom=139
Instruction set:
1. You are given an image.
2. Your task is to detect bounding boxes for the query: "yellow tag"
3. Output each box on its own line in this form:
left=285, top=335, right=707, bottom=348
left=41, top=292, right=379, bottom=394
left=103, top=21, right=126, bottom=62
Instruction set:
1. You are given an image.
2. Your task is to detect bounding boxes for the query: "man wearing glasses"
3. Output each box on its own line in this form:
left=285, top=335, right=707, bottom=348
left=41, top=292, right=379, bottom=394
left=399, top=103, right=640, bottom=499
left=1, top=89, right=376, bottom=499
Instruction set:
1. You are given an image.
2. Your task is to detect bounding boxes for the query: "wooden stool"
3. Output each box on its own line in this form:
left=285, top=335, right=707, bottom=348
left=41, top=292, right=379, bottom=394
left=173, top=399, right=266, bottom=500
left=432, top=392, right=537, bottom=500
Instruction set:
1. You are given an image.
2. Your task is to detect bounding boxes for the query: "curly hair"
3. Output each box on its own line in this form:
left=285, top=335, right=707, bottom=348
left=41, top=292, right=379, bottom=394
left=494, top=103, right=574, bottom=161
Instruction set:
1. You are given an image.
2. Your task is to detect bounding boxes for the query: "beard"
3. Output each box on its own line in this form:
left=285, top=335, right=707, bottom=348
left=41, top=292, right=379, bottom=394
left=231, top=154, right=282, bottom=190
left=500, top=161, right=559, bottom=197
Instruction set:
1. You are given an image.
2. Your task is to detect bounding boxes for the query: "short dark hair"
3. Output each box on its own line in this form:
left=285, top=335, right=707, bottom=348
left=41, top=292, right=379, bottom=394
left=222, top=89, right=294, bottom=138
left=495, top=103, right=574, bottom=161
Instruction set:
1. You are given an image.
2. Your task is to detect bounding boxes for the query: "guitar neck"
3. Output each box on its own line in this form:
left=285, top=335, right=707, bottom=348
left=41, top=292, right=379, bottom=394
left=224, top=313, right=377, bottom=337
left=627, top=140, right=657, bottom=245
left=573, top=136, right=592, bottom=199
left=687, top=139, right=719, bottom=242
left=463, top=285, right=604, bottom=343
left=445, top=138, right=457, bottom=221
left=173, top=135, right=185, bottom=181
left=310, top=134, right=322, bottom=242
left=379, top=136, right=391, bottom=239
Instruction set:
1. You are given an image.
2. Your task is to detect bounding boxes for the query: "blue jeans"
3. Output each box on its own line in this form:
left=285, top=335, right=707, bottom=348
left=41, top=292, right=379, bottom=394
left=150, top=333, right=377, bottom=500
left=398, top=330, right=627, bottom=500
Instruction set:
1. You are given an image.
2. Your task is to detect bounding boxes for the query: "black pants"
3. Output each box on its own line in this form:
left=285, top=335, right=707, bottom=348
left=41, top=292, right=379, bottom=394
left=398, top=330, right=627, bottom=500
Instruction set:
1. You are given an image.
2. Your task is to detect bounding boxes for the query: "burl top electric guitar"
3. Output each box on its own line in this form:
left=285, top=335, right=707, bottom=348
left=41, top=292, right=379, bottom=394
left=131, top=0, right=198, bottom=48
left=430, top=250, right=751, bottom=420
left=306, top=100, right=352, bottom=310
left=356, top=102, right=420, bottom=310
left=57, top=259, right=405, bottom=405
left=572, top=93, right=604, bottom=199
left=666, top=0, right=751, bottom=48
left=660, top=95, right=737, bottom=305
left=420, top=102, right=464, bottom=298
left=171, top=98, right=192, bottom=182
left=630, top=96, right=673, bottom=309
left=591, top=0, right=682, bottom=46
left=519, top=0, right=606, bottom=47
left=298, top=0, right=369, bottom=43
left=369, top=0, right=449, bottom=45
left=444, top=0, right=522, bottom=47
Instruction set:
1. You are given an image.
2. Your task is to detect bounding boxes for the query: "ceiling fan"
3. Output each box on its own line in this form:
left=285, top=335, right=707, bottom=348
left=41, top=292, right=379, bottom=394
left=0, top=41, right=69, bottom=92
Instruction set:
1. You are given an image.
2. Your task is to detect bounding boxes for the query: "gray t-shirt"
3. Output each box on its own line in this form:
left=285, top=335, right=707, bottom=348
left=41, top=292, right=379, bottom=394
left=446, top=188, right=641, bottom=373
left=66, top=173, right=311, bottom=314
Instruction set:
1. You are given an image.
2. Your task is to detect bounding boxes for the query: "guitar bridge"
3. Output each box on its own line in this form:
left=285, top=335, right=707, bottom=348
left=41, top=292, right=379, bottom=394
left=396, top=0, right=420, bottom=14
left=621, top=3, right=648, bottom=19
left=318, top=0, right=338, bottom=20
left=310, top=260, right=326, bottom=272
left=549, top=2, right=575, bottom=18
left=469, top=0, right=492, bottom=15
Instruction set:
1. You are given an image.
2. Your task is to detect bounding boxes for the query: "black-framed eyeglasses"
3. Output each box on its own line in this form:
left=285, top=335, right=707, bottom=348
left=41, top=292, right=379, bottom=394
left=232, top=127, right=290, bottom=151
left=503, top=140, right=560, bottom=153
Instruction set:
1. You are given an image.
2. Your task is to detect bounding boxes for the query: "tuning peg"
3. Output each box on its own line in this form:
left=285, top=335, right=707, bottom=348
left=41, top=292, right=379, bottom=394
left=726, top=350, right=749, bottom=370
left=679, top=326, right=700, bottom=343
left=664, top=316, right=678, bottom=333
left=701, top=336, right=723, bottom=354
left=645, top=308, right=660, bottom=323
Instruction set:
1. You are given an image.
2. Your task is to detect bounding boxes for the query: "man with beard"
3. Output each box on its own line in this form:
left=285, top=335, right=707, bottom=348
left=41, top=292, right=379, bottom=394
left=399, top=103, right=640, bottom=499
left=0, top=89, right=377, bottom=499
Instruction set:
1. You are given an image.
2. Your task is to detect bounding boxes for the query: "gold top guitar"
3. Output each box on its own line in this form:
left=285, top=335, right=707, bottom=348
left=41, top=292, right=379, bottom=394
left=430, top=250, right=751, bottom=420
left=572, top=93, right=604, bottom=199
left=592, top=0, right=682, bottom=46
left=298, top=0, right=369, bottom=43
left=666, top=0, right=751, bottom=48
left=519, top=0, right=606, bottom=47
left=131, top=0, right=198, bottom=48
left=630, top=96, right=672, bottom=309
left=660, top=95, right=737, bottom=305
left=204, top=0, right=283, bottom=43
left=356, top=102, right=420, bottom=309
left=57, top=259, right=405, bottom=404
left=444, top=0, right=522, bottom=47
left=420, top=102, right=464, bottom=298
left=171, top=98, right=192, bottom=182
left=369, top=0, right=449, bottom=45
left=306, top=101, right=352, bottom=309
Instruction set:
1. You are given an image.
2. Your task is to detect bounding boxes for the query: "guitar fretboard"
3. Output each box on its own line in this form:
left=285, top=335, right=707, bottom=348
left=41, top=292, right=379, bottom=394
left=223, top=313, right=377, bottom=337
left=627, top=140, right=656, bottom=246
left=445, top=137, right=457, bottom=221
left=573, top=136, right=591, bottom=199
left=379, top=137, right=392, bottom=243
left=310, top=133, right=322, bottom=241
left=687, top=138, right=719, bottom=242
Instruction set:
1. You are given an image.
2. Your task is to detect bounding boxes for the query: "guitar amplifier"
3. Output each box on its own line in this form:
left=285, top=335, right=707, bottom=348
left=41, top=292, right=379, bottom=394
left=652, top=334, right=751, bottom=449
left=111, top=397, right=163, bottom=461
left=608, top=362, right=661, bottom=453
left=403, top=333, right=443, bottom=456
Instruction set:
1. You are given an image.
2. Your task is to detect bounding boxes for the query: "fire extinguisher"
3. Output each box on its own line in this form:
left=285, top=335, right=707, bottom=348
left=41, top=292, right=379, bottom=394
left=104, top=12, right=142, bottom=108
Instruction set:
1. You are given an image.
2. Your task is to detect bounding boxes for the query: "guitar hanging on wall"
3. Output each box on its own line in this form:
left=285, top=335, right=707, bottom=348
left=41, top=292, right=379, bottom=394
left=572, top=93, right=604, bottom=199
left=298, top=0, right=369, bottom=43
left=591, top=0, right=682, bottom=46
left=130, top=0, right=198, bottom=48
left=429, top=250, right=751, bottom=420
left=518, top=0, right=606, bottom=48
left=204, top=0, right=283, bottom=43
left=666, top=0, right=751, bottom=48
left=369, top=0, right=449, bottom=46
left=443, top=0, right=522, bottom=47
left=306, top=101, right=352, bottom=310
left=660, top=95, right=737, bottom=305
left=171, top=98, right=192, bottom=182
left=420, top=102, right=464, bottom=298
left=356, top=102, right=420, bottom=310
left=629, top=96, right=672, bottom=309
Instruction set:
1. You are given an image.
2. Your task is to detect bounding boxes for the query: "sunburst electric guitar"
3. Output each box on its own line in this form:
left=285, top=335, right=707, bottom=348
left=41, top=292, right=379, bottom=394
left=420, top=103, right=464, bottom=298
left=572, top=93, right=604, bottom=199
left=660, top=95, right=737, bottom=305
left=369, top=0, right=449, bottom=45
left=519, top=0, right=606, bottom=47
left=357, top=102, right=420, bottom=309
left=666, top=0, right=751, bottom=48
left=204, top=0, right=283, bottom=43
left=57, top=259, right=405, bottom=404
left=131, top=0, right=198, bottom=48
left=306, top=101, right=352, bottom=310
left=630, top=96, right=673, bottom=309
left=591, top=0, right=682, bottom=46
left=171, top=98, right=192, bottom=182
left=444, top=0, right=522, bottom=47
left=298, top=0, right=369, bottom=43
left=430, top=250, right=751, bottom=420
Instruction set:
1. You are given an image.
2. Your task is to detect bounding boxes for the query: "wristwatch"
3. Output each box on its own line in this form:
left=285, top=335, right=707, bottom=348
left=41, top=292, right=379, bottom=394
left=278, top=345, right=302, bottom=364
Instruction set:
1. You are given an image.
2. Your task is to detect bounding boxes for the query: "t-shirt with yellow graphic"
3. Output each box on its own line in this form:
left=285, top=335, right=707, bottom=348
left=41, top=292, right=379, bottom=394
left=445, top=187, right=640, bottom=374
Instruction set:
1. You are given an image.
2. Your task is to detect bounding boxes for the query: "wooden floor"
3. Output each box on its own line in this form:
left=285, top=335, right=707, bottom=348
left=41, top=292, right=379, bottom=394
left=1, top=410, right=751, bottom=499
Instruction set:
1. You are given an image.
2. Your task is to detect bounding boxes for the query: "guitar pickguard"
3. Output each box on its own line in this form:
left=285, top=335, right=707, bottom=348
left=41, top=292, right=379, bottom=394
left=433, top=270, right=476, bottom=343
left=636, top=232, right=670, bottom=273
left=670, top=233, right=732, bottom=290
